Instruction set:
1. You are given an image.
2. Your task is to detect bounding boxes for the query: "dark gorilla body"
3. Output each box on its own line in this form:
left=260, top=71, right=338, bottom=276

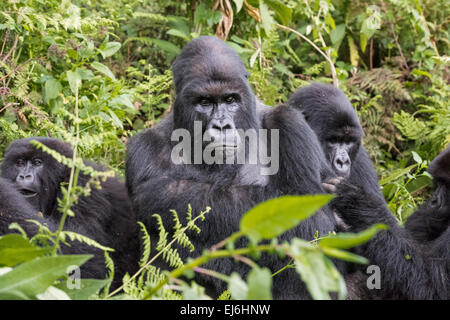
left=126, top=36, right=342, bottom=299
left=0, top=178, right=42, bottom=235
left=288, top=83, right=384, bottom=201
left=328, top=147, right=450, bottom=299
left=0, top=137, right=140, bottom=287
left=405, top=147, right=450, bottom=242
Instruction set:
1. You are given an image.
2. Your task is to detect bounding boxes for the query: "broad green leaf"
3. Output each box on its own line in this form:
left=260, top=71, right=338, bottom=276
left=319, top=224, right=388, bottom=250
left=320, top=247, right=369, bottom=264
left=264, top=0, right=292, bottom=26
left=54, top=279, right=109, bottom=300
left=348, top=37, right=359, bottom=67
left=330, top=24, right=346, bottom=45
left=360, top=33, right=368, bottom=53
left=76, top=67, right=94, bottom=80
left=259, top=0, right=274, bottom=34
left=37, top=286, right=71, bottom=300
left=108, top=109, right=123, bottom=129
left=151, top=39, right=180, bottom=55
left=98, top=42, right=121, bottom=59
left=67, top=70, right=82, bottom=94
left=166, top=28, right=190, bottom=41
left=360, top=5, right=381, bottom=52
left=240, top=194, right=334, bottom=243
left=44, top=78, right=62, bottom=103
left=110, top=94, right=134, bottom=109
left=228, top=272, right=248, bottom=300
left=411, top=69, right=432, bottom=79
left=0, top=255, right=91, bottom=299
left=246, top=267, right=272, bottom=300
left=0, top=234, right=48, bottom=267
left=233, top=0, right=244, bottom=13
left=91, top=61, right=116, bottom=80
left=406, top=175, right=432, bottom=194
left=379, top=164, right=417, bottom=185
left=290, top=238, right=346, bottom=300
left=411, top=151, right=422, bottom=164
left=182, top=282, right=210, bottom=300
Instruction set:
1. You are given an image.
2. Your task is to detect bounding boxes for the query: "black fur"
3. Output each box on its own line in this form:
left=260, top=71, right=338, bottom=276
left=0, top=178, right=43, bottom=235
left=288, top=83, right=384, bottom=201
left=126, top=36, right=342, bottom=299
left=0, top=137, right=140, bottom=288
left=330, top=147, right=450, bottom=299
left=405, top=146, right=450, bottom=242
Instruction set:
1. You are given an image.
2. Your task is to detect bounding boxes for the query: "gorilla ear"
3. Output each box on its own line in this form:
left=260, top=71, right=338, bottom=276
left=428, top=148, right=450, bottom=182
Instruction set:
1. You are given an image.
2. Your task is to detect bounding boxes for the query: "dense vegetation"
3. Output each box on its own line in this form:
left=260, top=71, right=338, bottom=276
left=0, top=0, right=448, bottom=300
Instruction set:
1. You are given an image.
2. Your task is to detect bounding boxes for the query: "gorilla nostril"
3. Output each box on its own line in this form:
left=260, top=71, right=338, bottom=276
left=211, top=120, right=233, bottom=131
left=222, top=123, right=232, bottom=130
left=337, top=158, right=350, bottom=167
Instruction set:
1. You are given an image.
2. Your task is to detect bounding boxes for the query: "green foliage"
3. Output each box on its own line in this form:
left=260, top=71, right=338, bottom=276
left=0, top=254, right=91, bottom=299
left=239, top=194, right=334, bottom=243
left=0, top=0, right=448, bottom=301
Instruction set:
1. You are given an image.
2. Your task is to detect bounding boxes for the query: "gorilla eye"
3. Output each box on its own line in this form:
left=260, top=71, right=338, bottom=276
left=224, top=96, right=235, bottom=104
left=32, top=158, right=43, bottom=166
left=15, top=159, right=25, bottom=167
left=199, top=98, right=211, bottom=106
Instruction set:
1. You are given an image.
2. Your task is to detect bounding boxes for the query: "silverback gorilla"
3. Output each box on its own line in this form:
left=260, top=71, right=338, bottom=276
left=0, top=137, right=140, bottom=288
left=327, top=146, right=450, bottom=299
left=125, top=36, right=343, bottom=299
left=288, top=83, right=384, bottom=202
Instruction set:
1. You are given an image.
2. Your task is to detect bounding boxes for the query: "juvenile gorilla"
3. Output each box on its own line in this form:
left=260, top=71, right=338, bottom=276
left=0, top=137, right=140, bottom=287
left=288, top=83, right=384, bottom=201
left=126, top=36, right=341, bottom=299
left=328, top=146, right=450, bottom=299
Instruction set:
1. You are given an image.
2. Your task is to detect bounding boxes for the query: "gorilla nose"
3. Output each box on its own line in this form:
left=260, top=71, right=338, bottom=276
left=333, top=154, right=351, bottom=176
left=206, top=119, right=239, bottom=146
left=209, top=119, right=234, bottom=131
left=17, top=173, right=33, bottom=183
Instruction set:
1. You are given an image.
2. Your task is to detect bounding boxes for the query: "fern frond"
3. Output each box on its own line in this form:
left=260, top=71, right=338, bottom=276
left=59, top=231, right=114, bottom=252
left=152, top=214, right=168, bottom=251
left=162, top=247, right=183, bottom=268
left=7, top=223, right=28, bottom=239
left=392, top=111, right=429, bottom=140
left=138, top=221, right=151, bottom=267
left=103, top=251, right=115, bottom=296
left=132, top=12, right=168, bottom=24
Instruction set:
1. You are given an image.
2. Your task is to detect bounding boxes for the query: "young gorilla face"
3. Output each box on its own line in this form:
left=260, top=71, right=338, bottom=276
left=1, top=137, right=73, bottom=213
left=171, top=36, right=258, bottom=166
left=323, top=130, right=361, bottom=177
left=288, top=83, right=363, bottom=178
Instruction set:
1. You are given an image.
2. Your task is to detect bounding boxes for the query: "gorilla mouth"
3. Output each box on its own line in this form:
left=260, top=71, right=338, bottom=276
left=19, top=189, right=38, bottom=198
left=205, top=143, right=238, bottom=151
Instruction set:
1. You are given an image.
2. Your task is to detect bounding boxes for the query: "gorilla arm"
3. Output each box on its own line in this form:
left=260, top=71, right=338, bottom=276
left=329, top=181, right=448, bottom=299
left=0, top=178, right=52, bottom=236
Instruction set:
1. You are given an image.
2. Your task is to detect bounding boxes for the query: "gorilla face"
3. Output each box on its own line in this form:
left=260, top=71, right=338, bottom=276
left=324, top=134, right=361, bottom=178
left=1, top=137, right=73, bottom=214
left=13, top=156, right=43, bottom=208
left=288, top=83, right=364, bottom=178
left=189, top=84, right=245, bottom=163
left=172, top=36, right=258, bottom=166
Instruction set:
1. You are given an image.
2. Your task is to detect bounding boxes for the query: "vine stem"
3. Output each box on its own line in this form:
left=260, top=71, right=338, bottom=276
left=276, top=23, right=339, bottom=87
left=142, top=244, right=279, bottom=300
left=52, top=86, right=80, bottom=256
